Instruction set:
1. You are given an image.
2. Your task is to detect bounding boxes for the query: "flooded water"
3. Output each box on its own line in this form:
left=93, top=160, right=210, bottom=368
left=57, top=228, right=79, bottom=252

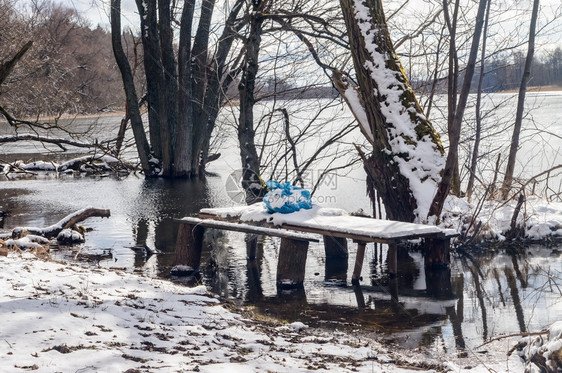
left=1, top=93, right=561, bottom=354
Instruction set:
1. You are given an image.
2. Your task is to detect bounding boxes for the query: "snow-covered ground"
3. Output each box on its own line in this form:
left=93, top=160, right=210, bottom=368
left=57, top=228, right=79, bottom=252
left=441, top=195, right=562, bottom=241
left=2, top=251, right=553, bottom=373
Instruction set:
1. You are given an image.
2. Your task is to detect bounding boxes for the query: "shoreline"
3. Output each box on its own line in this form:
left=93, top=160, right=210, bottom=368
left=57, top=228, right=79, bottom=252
left=4, top=84, right=562, bottom=123
left=499, top=84, right=562, bottom=94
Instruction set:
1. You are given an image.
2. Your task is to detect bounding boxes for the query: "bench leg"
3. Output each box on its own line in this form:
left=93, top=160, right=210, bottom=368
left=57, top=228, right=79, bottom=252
left=277, top=238, right=308, bottom=288
left=425, top=266, right=453, bottom=299
left=424, top=237, right=451, bottom=269
left=173, top=223, right=204, bottom=275
left=324, top=235, right=348, bottom=283
left=351, top=242, right=367, bottom=285
left=323, top=235, right=348, bottom=258
left=352, top=283, right=366, bottom=309
left=246, top=234, right=263, bottom=260
left=387, top=244, right=397, bottom=276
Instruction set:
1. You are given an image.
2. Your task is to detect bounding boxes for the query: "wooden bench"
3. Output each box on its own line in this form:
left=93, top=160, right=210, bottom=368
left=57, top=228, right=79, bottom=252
left=173, top=205, right=458, bottom=288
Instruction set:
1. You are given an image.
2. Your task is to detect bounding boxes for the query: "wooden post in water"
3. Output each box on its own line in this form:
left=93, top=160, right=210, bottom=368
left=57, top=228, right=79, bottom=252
left=352, top=284, right=366, bottom=309
left=323, top=235, right=348, bottom=257
left=387, top=244, right=398, bottom=276
left=351, top=241, right=367, bottom=284
left=276, top=238, right=308, bottom=288
left=424, top=237, right=451, bottom=268
left=324, top=235, right=348, bottom=283
left=246, top=234, right=263, bottom=260
left=425, top=266, right=453, bottom=299
left=173, top=223, right=205, bottom=275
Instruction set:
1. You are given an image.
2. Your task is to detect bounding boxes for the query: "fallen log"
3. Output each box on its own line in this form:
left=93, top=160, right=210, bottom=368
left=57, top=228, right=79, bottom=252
left=12, top=207, right=111, bottom=239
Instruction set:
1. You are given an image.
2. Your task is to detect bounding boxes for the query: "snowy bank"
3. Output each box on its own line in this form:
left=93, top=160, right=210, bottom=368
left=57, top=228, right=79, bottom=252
left=0, top=253, right=456, bottom=373
left=441, top=196, right=562, bottom=241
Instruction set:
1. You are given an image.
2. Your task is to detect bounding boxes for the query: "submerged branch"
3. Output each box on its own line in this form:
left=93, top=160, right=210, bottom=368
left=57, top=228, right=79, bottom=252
left=11, top=207, right=111, bottom=239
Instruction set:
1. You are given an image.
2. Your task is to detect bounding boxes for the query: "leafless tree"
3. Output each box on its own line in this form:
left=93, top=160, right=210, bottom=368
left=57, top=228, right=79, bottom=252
left=111, top=0, right=247, bottom=177
left=501, top=0, right=541, bottom=200
left=428, top=0, right=489, bottom=220
left=232, top=0, right=360, bottom=201
left=466, top=0, right=492, bottom=201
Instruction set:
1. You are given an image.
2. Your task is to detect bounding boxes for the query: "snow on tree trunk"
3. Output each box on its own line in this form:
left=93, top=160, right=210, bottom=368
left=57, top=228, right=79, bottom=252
left=336, top=0, right=445, bottom=222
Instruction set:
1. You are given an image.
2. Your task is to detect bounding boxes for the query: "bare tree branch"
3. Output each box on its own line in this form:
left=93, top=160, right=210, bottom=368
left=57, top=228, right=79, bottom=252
left=0, top=41, right=33, bottom=86
left=0, top=134, right=94, bottom=151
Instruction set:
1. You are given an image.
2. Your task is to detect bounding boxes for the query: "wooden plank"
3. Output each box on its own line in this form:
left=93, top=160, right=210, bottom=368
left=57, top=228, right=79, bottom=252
left=281, top=215, right=448, bottom=239
left=179, top=217, right=319, bottom=242
left=280, top=223, right=403, bottom=244
left=198, top=212, right=402, bottom=244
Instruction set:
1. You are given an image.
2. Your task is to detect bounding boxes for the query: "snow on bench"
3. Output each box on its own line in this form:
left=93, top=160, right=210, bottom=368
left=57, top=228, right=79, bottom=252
left=198, top=203, right=457, bottom=243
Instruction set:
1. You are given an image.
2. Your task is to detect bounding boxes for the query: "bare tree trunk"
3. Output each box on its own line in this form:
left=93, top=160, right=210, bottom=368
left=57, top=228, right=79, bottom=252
left=443, top=0, right=461, bottom=196
left=135, top=0, right=163, bottom=163
left=428, top=0, right=488, bottom=221
left=111, top=0, right=244, bottom=178
left=115, top=104, right=129, bottom=157
left=467, top=0, right=491, bottom=201
left=501, top=0, right=540, bottom=200
left=158, top=0, right=179, bottom=176
left=337, top=0, right=445, bottom=222
left=238, top=0, right=267, bottom=203
left=111, top=0, right=153, bottom=176
left=192, top=0, right=245, bottom=175
left=190, top=0, right=216, bottom=174
left=175, top=0, right=196, bottom=177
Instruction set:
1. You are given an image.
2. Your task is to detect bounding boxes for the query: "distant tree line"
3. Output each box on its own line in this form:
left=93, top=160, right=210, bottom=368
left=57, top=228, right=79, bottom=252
left=412, top=47, right=562, bottom=94
left=0, top=0, right=127, bottom=117
left=480, top=48, right=562, bottom=91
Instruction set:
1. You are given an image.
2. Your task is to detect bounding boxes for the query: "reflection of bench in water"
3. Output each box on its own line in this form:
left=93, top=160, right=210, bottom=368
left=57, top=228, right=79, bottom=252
left=173, top=204, right=458, bottom=289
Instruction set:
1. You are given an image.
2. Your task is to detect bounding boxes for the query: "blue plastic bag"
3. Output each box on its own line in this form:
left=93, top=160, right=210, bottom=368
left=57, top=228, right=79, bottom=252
left=263, top=180, right=312, bottom=214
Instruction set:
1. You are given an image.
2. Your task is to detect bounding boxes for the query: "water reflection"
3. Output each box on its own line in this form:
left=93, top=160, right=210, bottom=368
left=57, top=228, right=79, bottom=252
left=197, top=234, right=561, bottom=353
left=125, top=177, right=223, bottom=275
